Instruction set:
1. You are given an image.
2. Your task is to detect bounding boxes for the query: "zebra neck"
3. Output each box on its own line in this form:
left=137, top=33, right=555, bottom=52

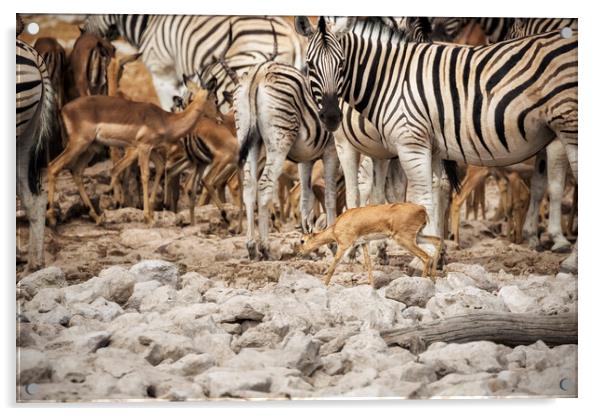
left=339, top=32, right=410, bottom=128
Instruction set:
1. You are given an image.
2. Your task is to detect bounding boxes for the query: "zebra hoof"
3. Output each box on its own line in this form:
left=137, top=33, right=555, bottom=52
left=551, top=240, right=572, bottom=253
left=258, top=244, right=270, bottom=261
left=247, top=241, right=258, bottom=260
left=559, top=251, right=577, bottom=275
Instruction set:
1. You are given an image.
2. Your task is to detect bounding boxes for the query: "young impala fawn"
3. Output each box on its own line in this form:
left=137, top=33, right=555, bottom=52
left=299, top=203, right=442, bottom=285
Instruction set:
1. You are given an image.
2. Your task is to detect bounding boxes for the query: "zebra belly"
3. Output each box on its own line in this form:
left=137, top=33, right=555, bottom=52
left=440, top=121, right=556, bottom=167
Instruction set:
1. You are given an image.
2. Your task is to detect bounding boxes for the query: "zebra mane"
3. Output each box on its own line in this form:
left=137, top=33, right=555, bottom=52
left=349, top=18, right=408, bottom=44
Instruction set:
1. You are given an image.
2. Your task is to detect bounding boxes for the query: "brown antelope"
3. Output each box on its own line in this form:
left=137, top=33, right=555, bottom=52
left=33, top=37, right=67, bottom=162
left=299, top=203, right=442, bottom=285
left=504, top=172, right=531, bottom=244
left=166, top=93, right=243, bottom=231
left=46, top=77, right=219, bottom=226
left=65, top=30, right=115, bottom=100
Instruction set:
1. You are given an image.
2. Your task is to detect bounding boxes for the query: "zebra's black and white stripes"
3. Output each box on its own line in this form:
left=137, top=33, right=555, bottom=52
left=296, top=16, right=577, bottom=270
left=83, top=15, right=305, bottom=111
left=234, top=61, right=338, bottom=258
left=16, top=39, right=57, bottom=270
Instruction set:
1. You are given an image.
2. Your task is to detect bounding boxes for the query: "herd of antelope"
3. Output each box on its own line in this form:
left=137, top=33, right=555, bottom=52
left=16, top=15, right=577, bottom=285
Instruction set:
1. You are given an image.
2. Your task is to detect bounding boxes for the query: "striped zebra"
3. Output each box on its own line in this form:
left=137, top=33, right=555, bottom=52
left=234, top=61, right=338, bottom=259
left=430, top=17, right=578, bottom=253
left=16, top=39, right=57, bottom=271
left=83, top=15, right=305, bottom=111
left=295, top=17, right=578, bottom=273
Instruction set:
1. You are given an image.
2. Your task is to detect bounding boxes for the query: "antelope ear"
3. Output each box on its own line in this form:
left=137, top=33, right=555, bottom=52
left=295, top=16, right=315, bottom=37
left=182, top=73, right=191, bottom=85
left=332, top=17, right=356, bottom=37
left=78, top=26, right=86, bottom=34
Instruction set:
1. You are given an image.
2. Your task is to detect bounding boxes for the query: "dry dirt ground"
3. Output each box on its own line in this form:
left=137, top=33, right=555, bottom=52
left=16, top=158, right=574, bottom=287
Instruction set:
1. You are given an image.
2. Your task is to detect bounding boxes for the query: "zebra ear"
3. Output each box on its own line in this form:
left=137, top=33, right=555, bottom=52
left=332, top=17, right=356, bottom=37
left=295, top=16, right=315, bottom=37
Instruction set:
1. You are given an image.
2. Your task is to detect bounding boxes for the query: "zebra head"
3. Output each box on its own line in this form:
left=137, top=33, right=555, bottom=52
left=295, top=16, right=355, bottom=132
left=83, top=15, right=120, bottom=40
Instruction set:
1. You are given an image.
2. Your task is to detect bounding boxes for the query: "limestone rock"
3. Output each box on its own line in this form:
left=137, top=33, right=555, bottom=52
left=385, top=276, right=435, bottom=307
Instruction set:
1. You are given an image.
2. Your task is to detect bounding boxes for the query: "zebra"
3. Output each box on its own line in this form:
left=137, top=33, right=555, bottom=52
left=295, top=17, right=578, bottom=273
left=430, top=17, right=579, bottom=252
left=234, top=61, right=338, bottom=259
left=16, top=39, right=57, bottom=271
left=83, top=14, right=305, bottom=111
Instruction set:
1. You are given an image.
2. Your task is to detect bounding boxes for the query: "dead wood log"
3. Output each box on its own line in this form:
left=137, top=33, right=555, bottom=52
left=381, top=312, right=577, bottom=354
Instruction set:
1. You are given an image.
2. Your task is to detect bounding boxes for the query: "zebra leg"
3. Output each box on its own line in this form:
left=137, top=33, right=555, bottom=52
left=334, top=130, right=360, bottom=209
left=257, top=145, right=290, bottom=260
left=334, top=131, right=360, bottom=261
left=322, top=141, right=340, bottom=255
left=358, top=156, right=374, bottom=206
left=522, top=150, right=547, bottom=249
left=322, top=141, right=339, bottom=227
left=243, top=144, right=260, bottom=259
left=385, top=160, right=407, bottom=203
left=298, top=161, right=315, bottom=233
left=432, top=156, right=451, bottom=268
left=396, top=143, right=435, bottom=274
left=551, top=117, right=578, bottom=274
left=372, top=158, right=390, bottom=265
left=546, top=140, right=571, bottom=253
left=16, top=143, right=46, bottom=271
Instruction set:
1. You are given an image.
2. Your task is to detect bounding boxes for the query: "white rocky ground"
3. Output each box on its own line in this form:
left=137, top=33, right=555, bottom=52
left=15, top=162, right=577, bottom=401
left=17, top=260, right=577, bottom=401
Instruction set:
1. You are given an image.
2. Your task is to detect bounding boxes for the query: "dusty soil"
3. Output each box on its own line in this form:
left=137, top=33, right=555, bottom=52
left=16, top=159, right=574, bottom=286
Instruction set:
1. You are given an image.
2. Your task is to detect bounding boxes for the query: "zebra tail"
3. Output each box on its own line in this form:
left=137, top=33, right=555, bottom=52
left=238, top=124, right=261, bottom=168
left=237, top=68, right=262, bottom=168
left=29, top=69, right=58, bottom=194
left=443, top=159, right=462, bottom=194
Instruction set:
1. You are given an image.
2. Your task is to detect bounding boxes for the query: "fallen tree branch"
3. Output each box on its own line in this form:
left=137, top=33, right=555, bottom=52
left=381, top=312, right=577, bottom=354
